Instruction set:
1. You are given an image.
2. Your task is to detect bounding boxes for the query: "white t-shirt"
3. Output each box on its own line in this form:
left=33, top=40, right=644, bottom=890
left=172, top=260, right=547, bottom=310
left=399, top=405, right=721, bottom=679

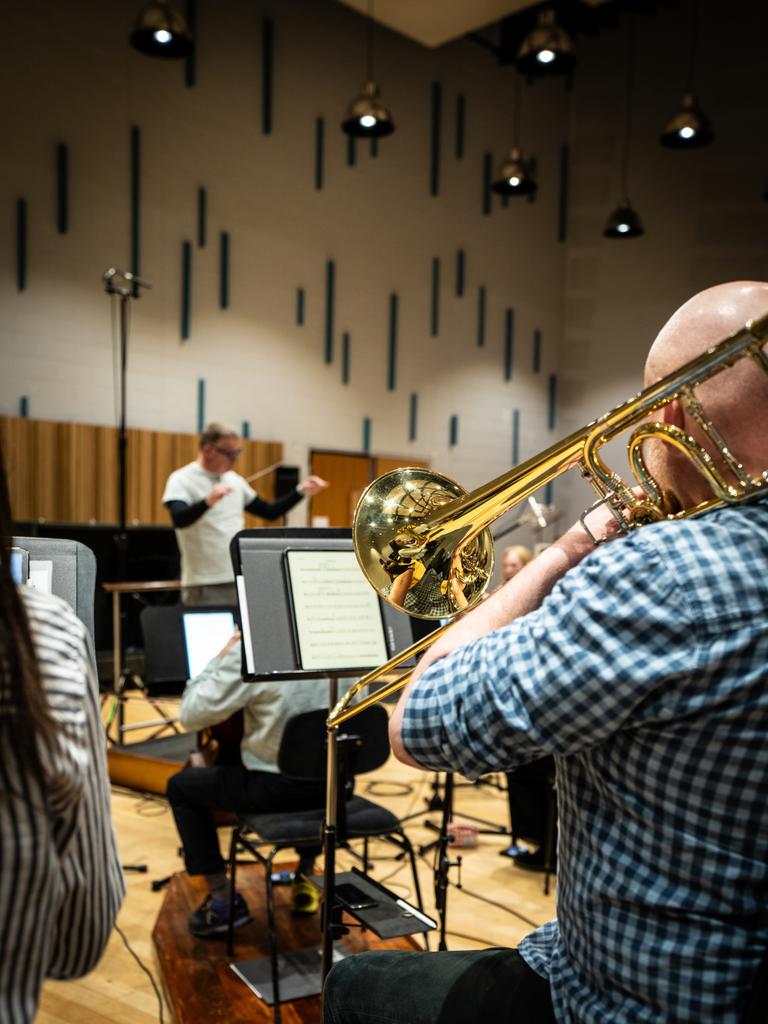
left=162, top=462, right=257, bottom=587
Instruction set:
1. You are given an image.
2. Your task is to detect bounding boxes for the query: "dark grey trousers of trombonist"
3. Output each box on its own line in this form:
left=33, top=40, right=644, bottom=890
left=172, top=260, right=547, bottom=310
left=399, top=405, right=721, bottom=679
left=323, top=947, right=555, bottom=1024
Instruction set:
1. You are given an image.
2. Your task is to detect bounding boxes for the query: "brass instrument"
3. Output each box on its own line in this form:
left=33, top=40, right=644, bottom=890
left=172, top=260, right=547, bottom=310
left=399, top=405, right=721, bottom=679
left=329, top=314, right=768, bottom=728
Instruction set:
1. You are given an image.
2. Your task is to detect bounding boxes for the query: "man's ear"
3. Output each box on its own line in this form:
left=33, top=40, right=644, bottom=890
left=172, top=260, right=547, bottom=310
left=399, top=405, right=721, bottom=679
left=660, top=399, right=686, bottom=429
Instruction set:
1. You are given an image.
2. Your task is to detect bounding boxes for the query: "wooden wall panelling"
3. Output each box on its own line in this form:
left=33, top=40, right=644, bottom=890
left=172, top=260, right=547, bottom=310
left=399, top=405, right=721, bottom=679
left=310, top=451, right=373, bottom=527
left=242, top=440, right=284, bottom=526
left=374, top=456, right=430, bottom=477
left=31, top=420, right=61, bottom=523
left=152, top=431, right=175, bottom=525
left=95, top=425, right=119, bottom=524
left=126, top=428, right=156, bottom=524
left=0, top=417, right=35, bottom=521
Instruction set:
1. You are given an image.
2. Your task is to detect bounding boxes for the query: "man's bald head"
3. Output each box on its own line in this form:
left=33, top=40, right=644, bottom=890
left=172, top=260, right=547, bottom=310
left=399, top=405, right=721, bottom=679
left=641, top=281, right=768, bottom=506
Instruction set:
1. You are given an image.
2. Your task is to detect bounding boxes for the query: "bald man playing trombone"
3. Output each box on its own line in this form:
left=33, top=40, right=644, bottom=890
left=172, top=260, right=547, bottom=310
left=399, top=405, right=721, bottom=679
left=324, top=282, right=768, bottom=1024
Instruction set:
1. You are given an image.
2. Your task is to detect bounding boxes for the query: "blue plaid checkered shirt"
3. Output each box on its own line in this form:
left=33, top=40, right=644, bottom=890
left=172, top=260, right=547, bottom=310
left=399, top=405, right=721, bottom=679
left=401, top=497, right=768, bottom=1023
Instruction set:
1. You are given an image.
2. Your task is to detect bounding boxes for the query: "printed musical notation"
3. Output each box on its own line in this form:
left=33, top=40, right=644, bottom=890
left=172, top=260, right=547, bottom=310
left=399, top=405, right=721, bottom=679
left=286, top=549, right=388, bottom=670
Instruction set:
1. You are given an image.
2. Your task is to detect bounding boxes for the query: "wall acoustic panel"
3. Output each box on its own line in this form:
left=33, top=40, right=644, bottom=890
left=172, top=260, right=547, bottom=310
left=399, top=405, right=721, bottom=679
left=184, top=0, right=196, bottom=87
left=429, top=81, right=442, bottom=197
left=449, top=414, right=459, bottom=447
left=533, top=328, right=541, bottom=373
left=512, top=409, right=520, bottom=465
left=19, top=397, right=29, bottom=418
left=242, top=420, right=250, bottom=439
left=16, top=198, right=27, bottom=292
left=219, top=231, right=230, bottom=310
left=409, top=392, right=418, bottom=441
left=56, top=143, right=68, bottom=234
left=548, top=374, right=557, bottom=430
left=324, top=259, right=335, bottom=363
left=262, top=16, right=274, bottom=135
left=456, top=248, right=465, bottom=297
left=362, top=416, right=371, bottom=453
left=181, top=241, right=192, bottom=340
left=387, top=292, right=398, bottom=391
left=342, top=331, right=350, bottom=384
left=296, top=286, right=305, bottom=325
left=130, top=125, right=140, bottom=279
left=431, top=256, right=440, bottom=336
left=197, top=187, right=206, bottom=247
left=455, top=93, right=465, bottom=160
left=504, top=307, right=514, bottom=381
left=315, top=117, right=324, bottom=190
left=197, top=379, right=205, bottom=432
left=477, top=286, right=486, bottom=347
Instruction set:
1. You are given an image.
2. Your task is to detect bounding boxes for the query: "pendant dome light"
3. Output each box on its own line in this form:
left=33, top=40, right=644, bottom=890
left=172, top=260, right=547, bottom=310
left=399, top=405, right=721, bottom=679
left=605, top=19, right=644, bottom=239
left=130, top=0, right=193, bottom=59
left=516, top=9, right=575, bottom=77
left=660, top=1, right=713, bottom=148
left=342, top=0, right=395, bottom=138
left=492, top=71, right=537, bottom=198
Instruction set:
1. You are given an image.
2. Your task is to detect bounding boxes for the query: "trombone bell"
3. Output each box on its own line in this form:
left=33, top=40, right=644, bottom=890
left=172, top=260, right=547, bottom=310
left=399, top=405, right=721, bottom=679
left=353, top=468, right=495, bottom=620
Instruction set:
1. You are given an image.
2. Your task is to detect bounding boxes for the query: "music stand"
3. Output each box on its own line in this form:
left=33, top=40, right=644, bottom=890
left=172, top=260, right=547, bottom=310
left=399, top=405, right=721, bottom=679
left=231, top=527, right=415, bottom=1007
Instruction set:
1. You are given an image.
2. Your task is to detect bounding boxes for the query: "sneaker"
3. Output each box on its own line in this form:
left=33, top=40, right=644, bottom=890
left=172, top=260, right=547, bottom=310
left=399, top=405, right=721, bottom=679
left=291, top=878, right=319, bottom=915
left=189, top=892, right=252, bottom=938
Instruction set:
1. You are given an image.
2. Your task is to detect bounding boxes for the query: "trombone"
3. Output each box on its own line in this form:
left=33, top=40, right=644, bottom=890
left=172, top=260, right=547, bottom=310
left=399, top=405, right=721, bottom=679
left=328, top=313, right=768, bottom=728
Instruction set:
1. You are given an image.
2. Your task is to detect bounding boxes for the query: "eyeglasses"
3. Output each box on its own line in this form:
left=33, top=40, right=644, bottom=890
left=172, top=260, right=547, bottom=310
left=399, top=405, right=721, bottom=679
left=212, top=444, right=242, bottom=459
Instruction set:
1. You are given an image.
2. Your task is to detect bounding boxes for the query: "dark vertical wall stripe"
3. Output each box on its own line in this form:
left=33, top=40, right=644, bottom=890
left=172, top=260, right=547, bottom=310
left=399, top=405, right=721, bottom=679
left=512, top=409, right=520, bottom=465
left=315, top=117, right=324, bottom=190
left=548, top=374, right=557, bottom=430
left=56, top=144, right=68, bottom=234
left=387, top=292, right=398, bottom=391
left=456, top=248, right=465, bottom=297
left=558, top=143, right=569, bottom=243
left=181, top=241, right=192, bottom=340
left=296, top=287, right=305, bottom=325
left=362, top=417, right=371, bottom=453
left=477, top=286, right=486, bottom=347
left=130, top=125, right=140, bottom=278
left=455, top=93, right=465, bottom=159
left=197, top=187, right=206, bottom=247
left=16, top=198, right=27, bottom=292
left=219, top=231, right=230, bottom=310
left=370, top=137, right=379, bottom=158
left=429, top=81, right=442, bottom=197
left=449, top=414, right=459, bottom=447
left=347, top=134, right=356, bottom=167
left=482, top=152, right=492, bottom=216
left=504, top=307, right=514, bottom=381
left=262, top=17, right=273, bottom=134
left=242, top=420, right=251, bottom=439
left=409, top=393, right=418, bottom=441
left=341, top=332, right=350, bottom=384
left=430, top=257, right=440, bottom=336
left=184, top=0, right=197, bottom=87
left=197, top=379, right=205, bottom=432
left=533, top=329, right=542, bottom=373
left=545, top=481, right=554, bottom=507
left=324, top=259, right=335, bottom=363
left=19, top=396, right=29, bottom=418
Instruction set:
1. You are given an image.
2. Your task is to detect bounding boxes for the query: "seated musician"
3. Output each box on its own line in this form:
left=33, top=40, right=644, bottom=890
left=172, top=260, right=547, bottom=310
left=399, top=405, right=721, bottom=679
left=167, top=631, right=331, bottom=937
left=324, top=281, right=768, bottom=1023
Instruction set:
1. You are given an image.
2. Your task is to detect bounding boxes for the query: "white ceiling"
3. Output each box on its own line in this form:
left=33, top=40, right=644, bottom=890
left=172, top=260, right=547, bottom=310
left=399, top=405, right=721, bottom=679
left=336, top=0, right=611, bottom=49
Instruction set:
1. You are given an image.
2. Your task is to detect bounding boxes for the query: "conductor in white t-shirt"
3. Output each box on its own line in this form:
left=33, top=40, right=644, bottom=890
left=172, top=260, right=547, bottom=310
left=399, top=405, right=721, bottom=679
left=163, top=422, right=329, bottom=606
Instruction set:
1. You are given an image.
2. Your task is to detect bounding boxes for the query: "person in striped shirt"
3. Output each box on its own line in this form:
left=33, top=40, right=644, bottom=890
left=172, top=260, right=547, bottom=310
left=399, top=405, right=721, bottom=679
left=0, top=448, right=125, bottom=1023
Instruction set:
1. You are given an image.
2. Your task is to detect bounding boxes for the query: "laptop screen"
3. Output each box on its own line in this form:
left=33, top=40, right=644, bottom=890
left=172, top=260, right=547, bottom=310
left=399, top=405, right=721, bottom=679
left=182, top=609, right=237, bottom=679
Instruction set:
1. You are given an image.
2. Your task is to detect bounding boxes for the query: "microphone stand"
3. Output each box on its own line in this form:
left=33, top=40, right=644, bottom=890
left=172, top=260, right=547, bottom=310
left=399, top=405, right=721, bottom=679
left=433, top=773, right=462, bottom=951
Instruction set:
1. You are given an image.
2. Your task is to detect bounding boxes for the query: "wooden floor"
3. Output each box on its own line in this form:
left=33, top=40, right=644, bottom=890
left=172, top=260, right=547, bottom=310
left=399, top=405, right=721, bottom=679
left=37, top=703, right=556, bottom=1024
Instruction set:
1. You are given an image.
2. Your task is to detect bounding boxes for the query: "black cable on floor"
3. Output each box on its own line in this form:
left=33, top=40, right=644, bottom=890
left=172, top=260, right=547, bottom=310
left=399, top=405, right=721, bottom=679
left=115, top=922, right=166, bottom=1024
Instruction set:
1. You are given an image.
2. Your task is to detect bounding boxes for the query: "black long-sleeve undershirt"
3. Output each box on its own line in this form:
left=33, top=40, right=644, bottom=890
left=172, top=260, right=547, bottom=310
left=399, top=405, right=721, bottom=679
left=165, top=488, right=303, bottom=529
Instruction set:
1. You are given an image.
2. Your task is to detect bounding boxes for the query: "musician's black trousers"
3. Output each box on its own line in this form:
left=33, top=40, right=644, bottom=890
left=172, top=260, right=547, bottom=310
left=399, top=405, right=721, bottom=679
left=323, top=948, right=556, bottom=1024
left=167, top=764, right=326, bottom=876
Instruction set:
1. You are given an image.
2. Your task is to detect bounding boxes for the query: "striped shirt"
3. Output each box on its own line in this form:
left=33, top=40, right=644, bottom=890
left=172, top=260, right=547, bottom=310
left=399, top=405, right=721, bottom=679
left=0, top=588, right=125, bottom=1023
left=401, top=496, right=768, bottom=1023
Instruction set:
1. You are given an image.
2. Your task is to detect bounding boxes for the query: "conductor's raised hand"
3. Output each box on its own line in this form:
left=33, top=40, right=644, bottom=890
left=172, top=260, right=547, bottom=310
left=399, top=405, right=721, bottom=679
left=298, top=475, right=330, bottom=497
left=206, top=482, right=234, bottom=506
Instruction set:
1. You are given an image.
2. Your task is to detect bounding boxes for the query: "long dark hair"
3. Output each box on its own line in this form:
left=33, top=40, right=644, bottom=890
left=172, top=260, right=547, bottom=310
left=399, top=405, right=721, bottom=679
left=0, top=444, right=55, bottom=787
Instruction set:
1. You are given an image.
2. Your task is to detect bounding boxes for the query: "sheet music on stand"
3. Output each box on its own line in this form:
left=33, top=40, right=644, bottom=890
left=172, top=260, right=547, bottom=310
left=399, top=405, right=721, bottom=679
left=231, top=527, right=413, bottom=681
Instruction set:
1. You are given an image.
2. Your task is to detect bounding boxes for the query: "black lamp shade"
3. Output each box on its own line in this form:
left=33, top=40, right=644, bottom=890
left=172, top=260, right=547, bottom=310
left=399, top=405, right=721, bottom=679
left=491, top=147, right=537, bottom=197
left=517, top=9, right=575, bottom=76
left=604, top=202, right=644, bottom=238
left=660, top=94, right=713, bottom=148
left=130, top=0, right=194, bottom=59
left=341, top=81, right=395, bottom=137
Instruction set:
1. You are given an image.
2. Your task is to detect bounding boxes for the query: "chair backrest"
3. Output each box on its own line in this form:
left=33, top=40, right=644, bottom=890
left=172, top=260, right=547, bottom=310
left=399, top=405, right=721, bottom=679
left=139, top=603, right=187, bottom=694
left=277, top=704, right=390, bottom=782
left=13, top=536, right=97, bottom=661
